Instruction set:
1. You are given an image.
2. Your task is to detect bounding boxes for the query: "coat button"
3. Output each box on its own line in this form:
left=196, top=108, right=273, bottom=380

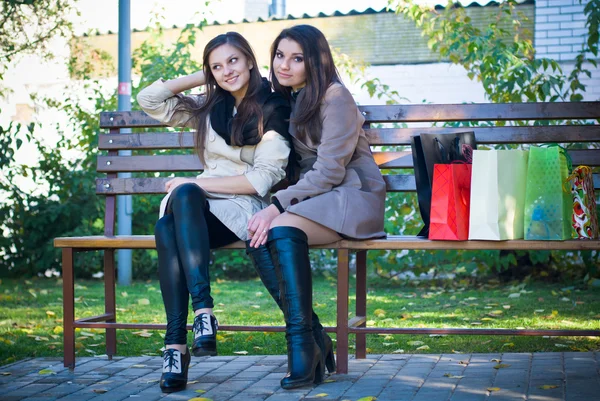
left=209, top=134, right=216, bottom=142
left=290, top=198, right=299, bottom=205
left=210, top=163, right=217, bottom=169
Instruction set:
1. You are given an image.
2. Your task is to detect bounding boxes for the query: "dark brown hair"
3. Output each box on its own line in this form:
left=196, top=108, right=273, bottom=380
left=270, top=24, right=341, bottom=143
left=176, top=32, right=264, bottom=162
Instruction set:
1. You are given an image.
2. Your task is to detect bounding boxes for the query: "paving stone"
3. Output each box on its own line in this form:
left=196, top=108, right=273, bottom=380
left=0, top=353, right=597, bottom=400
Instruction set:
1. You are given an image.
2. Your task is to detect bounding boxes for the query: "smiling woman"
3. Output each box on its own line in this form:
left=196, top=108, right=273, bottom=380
left=135, top=31, right=293, bottom=394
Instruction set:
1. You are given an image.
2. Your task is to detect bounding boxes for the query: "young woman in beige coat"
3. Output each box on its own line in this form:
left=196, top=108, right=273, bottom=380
left=136, top=32, right=292, bottom=393
left=247, top=25, right=386, bottom=389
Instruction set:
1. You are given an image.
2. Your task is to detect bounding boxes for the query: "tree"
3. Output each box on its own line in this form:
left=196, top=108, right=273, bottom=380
left=0, top=0, right=79, bottom=95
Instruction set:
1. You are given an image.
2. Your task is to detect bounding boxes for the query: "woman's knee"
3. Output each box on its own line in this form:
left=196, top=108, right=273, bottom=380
left=168, top=183, right=207, bottom=212
left=155, top=215, right=174, bottom=251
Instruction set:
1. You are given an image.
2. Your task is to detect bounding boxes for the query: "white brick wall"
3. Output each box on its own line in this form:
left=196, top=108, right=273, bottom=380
left=535, top=0, right=589, bottom=60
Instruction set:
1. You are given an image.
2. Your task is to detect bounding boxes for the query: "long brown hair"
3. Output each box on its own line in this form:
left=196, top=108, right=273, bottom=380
left=176, top=32, right=264, bottom=162
left=270, top=25, right=341, bottom=143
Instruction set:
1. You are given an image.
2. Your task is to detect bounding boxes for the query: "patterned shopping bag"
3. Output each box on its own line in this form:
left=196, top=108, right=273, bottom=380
left=524, top=146, right=572, bottom=240
left=429, top=163, right=472, bottom=240
left=566, top=166, right=599, bottom=239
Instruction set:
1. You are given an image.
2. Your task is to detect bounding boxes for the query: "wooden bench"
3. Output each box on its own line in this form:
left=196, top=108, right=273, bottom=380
left=55, top=101, right=600, bottom=372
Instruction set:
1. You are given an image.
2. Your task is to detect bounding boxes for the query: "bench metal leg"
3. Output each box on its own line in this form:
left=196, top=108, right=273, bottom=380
left=62, top=248, right=75, bottom=369
left=104, top=250, right=117, bottom=359
left=336, top=249, right=350, bottom=374
left=355, top=250, right=367, bottom=359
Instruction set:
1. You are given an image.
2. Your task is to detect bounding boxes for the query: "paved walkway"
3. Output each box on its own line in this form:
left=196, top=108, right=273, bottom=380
left=0, top=353, right=599, bottom=401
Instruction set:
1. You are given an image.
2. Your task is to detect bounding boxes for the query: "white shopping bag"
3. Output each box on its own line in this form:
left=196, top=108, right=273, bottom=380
left=468, top=150, right=529, bottom=240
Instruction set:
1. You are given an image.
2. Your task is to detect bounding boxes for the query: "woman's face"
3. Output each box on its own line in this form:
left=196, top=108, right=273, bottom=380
left=273, top=38, right=306, bottom=91
left=208, top=43, right=253, bottom=101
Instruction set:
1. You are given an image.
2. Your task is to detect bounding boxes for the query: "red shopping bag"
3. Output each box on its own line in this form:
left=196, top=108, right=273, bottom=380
left=429, top=163, right=472, bottom=240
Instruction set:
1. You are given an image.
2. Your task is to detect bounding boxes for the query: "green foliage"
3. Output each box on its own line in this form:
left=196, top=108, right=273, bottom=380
left=0, top=0, right=78, bottom=96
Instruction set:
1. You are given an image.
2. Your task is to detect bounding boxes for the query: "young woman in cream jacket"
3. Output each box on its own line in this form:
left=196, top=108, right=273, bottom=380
left=137, top=32, right=291, bottom=393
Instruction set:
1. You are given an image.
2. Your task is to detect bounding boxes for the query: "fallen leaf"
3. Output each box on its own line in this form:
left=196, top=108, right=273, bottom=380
left=146, top=379, right=159, bottom=384
left=534, top=309, right=544, bottom=313
left=382, top=342, right=398, bottom=346
left=233, top=351, right=248, bottom=355
left=501, top=343, right=514, bottom=348
left=491, top=358, right=502, bottom=363
left=392, top=349, right=405, bottom=354
left=471, top=322, right=482, bottom=325
left=314, top=394, right=328, bottom=398
left=324, top=379, right=335, bottom=383
left=250, top=305, right=260, bottom=309
left=187, top=380, right=199, bottom=384
left=121, top=292, right=128, bottom=297
left=554, top=344, right=568, bottom=348
left=416, top=345, right=430, bottom=351
left=46, top=311, right=56, bottom=317
left=357, top=397, right=377, bottom=401
left=494, top=364, right=511, bottom=369
left=502, top=305, right=511, bottom=309
left=53, top=326, right=63, bottom=334
left=131, top=364, right=146, bottom=368
left=487, top=387, right=501, bottom=392
left=93, top=389, right=108, bottom=394
left=188, top=398, right=213, bottom=401
left=0, top=372, right=11, bottom=376
left=38, top=369, right=56, bottom=375
left=407, top=341, right=424, bottom=346
left=443, top=373, right=465, bottom=379
left=137, top=298, right=150, bottom=305
left=131, top=331, right=152, bottom=338
left=508, top=293, right=520, bottom=298
left=539, top=385, right=559, bottom=390
left=195, top=389, right=207, bottom=393
left=374, top=308, right=386, bottom=318
left=459, top=361, right=469, bottom=365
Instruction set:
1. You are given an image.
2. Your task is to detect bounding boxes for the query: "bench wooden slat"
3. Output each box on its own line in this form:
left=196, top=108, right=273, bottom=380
left=342, top=236, right=600, bottom=250
left=366, top=125, right=600, bottom=146
left=98, top=126, right=600, bottom=150
left=53, top=236, right=340, bottom=249
left=98, top=154, right=204, bottom=172
left=95, top=175, right=419, bottom=194
left=99, top=132, right=195, bottom=150
left=359, top=102, right=600, bottom=123
left=54, top=235, right=600, bottom=251
left=97, top=150, right=600, bottom=173
left=100, top=103, right=600, bottom=128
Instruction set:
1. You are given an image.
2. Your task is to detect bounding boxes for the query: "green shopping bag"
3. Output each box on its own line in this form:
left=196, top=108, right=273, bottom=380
left=524, top=146, right=572, bottom=240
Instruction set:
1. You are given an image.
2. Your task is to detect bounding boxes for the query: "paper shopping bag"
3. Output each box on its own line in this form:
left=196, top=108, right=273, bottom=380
left=567, top=166, right=599, bottom=239
left=469, top=150, right=529, bottom=240
left=429, top=163, right=472, bottom=240
left=412, top=132, right=476, bottom=237
left=524, top=146, right=572, bottom=240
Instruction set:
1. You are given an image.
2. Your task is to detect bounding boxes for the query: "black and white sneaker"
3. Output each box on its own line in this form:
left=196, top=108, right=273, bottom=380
left=159, top=348, right=190, bottom=393
left=192, top=313, right=218, bottom=357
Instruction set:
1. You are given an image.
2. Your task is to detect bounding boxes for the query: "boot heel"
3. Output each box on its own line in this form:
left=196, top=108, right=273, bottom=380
left=313, top=360, right=325, bottom=384
left=325, top=349, right=336, bottom=373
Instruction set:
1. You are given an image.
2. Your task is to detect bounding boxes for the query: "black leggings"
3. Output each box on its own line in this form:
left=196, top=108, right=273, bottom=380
left=155, top=183, right=239, bottom=345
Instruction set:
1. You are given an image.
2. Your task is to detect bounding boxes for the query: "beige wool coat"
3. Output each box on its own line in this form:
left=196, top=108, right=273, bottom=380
left=137, top=79, right=291, bottom=241
left=274, top=83, right=386, bottom=239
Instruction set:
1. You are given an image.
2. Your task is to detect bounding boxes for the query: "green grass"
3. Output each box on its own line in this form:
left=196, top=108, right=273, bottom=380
left=0, top=276, right=599, bottom=367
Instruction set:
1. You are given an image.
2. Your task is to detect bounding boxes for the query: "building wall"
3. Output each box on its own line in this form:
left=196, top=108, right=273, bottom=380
left=534, top=0, right=589, bottom=61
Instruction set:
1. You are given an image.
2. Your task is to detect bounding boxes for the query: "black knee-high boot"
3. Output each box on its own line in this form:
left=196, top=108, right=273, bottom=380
left=267, top=226, right=324, bottom=389
left=246, top=241, right=336, bottom=373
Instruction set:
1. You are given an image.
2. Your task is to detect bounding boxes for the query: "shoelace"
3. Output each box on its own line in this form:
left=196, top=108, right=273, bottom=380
left=193, top=314, right=210, bottom=335
left=163, top=349, right=180, bottom=372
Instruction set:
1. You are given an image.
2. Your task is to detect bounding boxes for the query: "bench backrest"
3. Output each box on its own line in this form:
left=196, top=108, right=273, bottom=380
left=98, top=102, right=600, bottom=236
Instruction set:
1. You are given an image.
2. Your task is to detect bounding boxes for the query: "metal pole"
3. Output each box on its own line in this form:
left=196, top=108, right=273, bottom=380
left=117, top=0, right=132, bottom=286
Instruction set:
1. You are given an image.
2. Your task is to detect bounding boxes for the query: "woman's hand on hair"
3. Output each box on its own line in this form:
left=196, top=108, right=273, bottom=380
left=165, top=177, right=202, bottom=193
left=247, top=204, right=281, bottom=248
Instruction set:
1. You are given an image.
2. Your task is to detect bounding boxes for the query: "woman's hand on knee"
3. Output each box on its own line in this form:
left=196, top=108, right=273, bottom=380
left=247, top=204, right=280, bottom=248
left=165, top=177, right=200, bottom=193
